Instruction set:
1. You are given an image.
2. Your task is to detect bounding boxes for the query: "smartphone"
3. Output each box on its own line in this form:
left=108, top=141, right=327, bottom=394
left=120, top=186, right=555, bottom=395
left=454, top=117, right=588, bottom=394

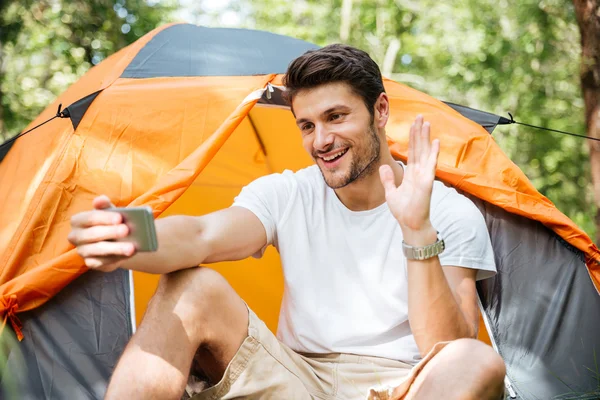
left=109, top=206, right=158, bottom=252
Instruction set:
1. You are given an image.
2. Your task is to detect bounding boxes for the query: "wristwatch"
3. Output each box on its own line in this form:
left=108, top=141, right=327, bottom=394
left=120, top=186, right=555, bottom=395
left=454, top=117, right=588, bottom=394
left=402, top=233, right=445, bottom=260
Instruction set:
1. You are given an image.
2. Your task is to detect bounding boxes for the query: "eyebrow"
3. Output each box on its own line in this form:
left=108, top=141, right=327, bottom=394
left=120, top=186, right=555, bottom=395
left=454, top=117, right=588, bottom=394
left=295, top=104, right=352, bottom=125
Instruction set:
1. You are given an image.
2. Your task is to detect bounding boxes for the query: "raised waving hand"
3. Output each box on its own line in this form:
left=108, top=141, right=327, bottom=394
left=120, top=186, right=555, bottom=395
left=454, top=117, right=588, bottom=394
left=379, top=115, right=440, bottom=235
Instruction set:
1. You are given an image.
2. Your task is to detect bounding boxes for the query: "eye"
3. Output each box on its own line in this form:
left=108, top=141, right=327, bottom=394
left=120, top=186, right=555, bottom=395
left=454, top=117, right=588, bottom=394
left=329, top=113, right=343, bottom=121
left=301, top=123, right=314, bottom=133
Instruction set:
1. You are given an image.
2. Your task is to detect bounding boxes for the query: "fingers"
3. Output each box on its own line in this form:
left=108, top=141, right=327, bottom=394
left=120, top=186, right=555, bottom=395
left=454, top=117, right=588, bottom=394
left=420, top=121, right=431, bottom=165
left=93, top=195, right=116, bottom=210
left=379, top=164, right=397, bottom=196
left=68, top=195, right=132, bottom=272
left=70, top=208, right=123, bottom=229
left=84, top=256, right=127, bottom=272
left=414, top=115, right=423, bottom=163
left=77, top=241, right=136, bottom=259
left=68, top=223, right=129, bottom=246
left=428, top=138, right=440, bottom=174
left=408, top=120, right=416, bottom=166
left=408, top=115, right=438, bottom=169
left=409, top=115, right=429, bottom=166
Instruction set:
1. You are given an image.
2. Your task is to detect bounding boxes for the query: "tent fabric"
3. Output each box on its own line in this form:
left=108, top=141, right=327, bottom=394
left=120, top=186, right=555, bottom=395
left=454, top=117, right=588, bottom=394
left=0, top=22, right=599, bottom=399
left=0, top=73, right=272, bottom=336
left=121, top=25, right=319, bottom=78
left=0, top=22, right=167, bottom=263
left=1, top=269, right=131, bottom=399
left=468, top=195, right=600, bottom=399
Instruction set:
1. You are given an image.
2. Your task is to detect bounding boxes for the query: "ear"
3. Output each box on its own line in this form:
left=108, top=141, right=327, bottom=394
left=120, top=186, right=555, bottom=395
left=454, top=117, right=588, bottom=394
left=374, top=92, right=390, bottom=129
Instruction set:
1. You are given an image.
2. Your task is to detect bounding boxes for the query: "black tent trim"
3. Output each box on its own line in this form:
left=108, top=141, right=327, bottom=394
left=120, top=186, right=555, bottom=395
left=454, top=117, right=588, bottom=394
left=66, top=90, right=102, bottom=130
left=443, top=102, right=512, bottom=134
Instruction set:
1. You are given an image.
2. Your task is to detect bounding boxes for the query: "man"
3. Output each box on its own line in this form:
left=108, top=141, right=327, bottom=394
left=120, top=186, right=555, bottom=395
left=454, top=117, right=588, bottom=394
left=68, top=44, right=506, bottom=399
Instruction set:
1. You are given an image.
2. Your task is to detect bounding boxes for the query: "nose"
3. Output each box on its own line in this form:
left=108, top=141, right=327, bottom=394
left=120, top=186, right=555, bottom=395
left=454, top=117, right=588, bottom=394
left=313, top=124, right=334, bottom=152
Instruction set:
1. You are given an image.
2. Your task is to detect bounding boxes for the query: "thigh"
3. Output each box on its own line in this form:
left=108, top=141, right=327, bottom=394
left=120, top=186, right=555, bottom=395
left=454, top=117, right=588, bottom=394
left=189, top=308, right=336, bottom=400
left=151, top=266, right=249, bottom=383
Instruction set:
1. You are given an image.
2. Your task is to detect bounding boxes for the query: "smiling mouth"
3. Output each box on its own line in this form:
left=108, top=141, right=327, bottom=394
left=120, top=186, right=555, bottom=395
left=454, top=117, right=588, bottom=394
left=320, top=148, right=348, bottom=163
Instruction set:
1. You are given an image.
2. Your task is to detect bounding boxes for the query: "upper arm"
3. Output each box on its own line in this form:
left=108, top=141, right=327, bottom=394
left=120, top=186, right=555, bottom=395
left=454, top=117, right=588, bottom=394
left=431, top=185, right=495, bottom=337
left=197, top=206, right=268, bottom=264
left=442, top=266, right=479, bottom=337
left=196, top=171, right=296, bottom=263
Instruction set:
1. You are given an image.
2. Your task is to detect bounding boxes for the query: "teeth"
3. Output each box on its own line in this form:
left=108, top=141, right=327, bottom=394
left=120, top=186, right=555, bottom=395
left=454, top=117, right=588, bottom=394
left=323, top=149, right=346, bottom=161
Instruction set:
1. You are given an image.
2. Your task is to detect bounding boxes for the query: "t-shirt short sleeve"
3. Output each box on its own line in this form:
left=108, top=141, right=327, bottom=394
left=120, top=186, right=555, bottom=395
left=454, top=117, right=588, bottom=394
left=430, top=182, right=496, bottom=281
left=231, top=170, right=296, bottom=257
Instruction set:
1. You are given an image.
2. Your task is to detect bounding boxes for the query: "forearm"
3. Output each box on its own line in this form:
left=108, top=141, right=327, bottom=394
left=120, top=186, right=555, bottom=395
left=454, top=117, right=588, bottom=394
left=121, top=215, right=208, bottom=274
left=405, top=228, right=476, bottom=355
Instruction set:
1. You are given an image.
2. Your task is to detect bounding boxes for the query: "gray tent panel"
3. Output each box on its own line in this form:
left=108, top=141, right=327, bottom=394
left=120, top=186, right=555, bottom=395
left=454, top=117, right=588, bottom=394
left=121, top=24, right=319, bottom=78
left=444, top=102, right=511, bottom=134
left=0, top=269, right=132, bottom=400
left=468, top=195, right=600, bottom=399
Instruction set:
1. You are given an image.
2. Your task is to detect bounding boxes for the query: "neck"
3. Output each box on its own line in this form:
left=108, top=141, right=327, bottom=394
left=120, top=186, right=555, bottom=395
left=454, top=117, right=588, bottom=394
left=334, top=152, right=403, bottom=211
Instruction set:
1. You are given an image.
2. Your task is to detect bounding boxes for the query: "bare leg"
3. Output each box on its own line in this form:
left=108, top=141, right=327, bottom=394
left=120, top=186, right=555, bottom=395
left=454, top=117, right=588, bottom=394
left=395, top=339, right=506, bottom=400
left=105, top=267, right=249, bottom=400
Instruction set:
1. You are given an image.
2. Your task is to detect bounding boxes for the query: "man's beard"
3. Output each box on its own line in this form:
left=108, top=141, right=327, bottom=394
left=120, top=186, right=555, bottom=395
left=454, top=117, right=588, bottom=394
left=317, top=123, right=381, bottom=189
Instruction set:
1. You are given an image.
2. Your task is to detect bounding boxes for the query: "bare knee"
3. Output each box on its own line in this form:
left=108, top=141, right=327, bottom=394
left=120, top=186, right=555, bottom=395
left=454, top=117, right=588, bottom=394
left=157, top=266, right=231, bottom=305
left=452, top=339, right=506, bottom=378
left=448, top=339, right=506, bottom=398
left=151, top=267, right=248, bottom=345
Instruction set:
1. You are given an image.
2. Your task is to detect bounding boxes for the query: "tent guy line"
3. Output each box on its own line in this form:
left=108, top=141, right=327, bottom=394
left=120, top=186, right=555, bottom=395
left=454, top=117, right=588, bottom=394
left=505, top=111, right=600, bottom=142
left=0, top=104, right=70, bottom=151
left=1, top=101, right=600, bottom=154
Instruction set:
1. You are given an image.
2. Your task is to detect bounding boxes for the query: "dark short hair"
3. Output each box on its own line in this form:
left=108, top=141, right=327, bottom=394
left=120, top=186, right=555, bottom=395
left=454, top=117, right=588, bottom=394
left=283, top=44, right=385, bottom=117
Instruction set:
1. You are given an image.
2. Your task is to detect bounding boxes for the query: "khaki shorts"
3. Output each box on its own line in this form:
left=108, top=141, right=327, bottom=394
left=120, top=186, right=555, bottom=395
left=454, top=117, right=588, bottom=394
left=187, top=307, right=449, bottom=400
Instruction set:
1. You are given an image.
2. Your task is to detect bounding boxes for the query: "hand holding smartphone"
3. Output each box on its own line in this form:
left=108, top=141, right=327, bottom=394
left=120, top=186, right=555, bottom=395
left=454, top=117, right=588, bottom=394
left=109, top=206, right=159, bottom=252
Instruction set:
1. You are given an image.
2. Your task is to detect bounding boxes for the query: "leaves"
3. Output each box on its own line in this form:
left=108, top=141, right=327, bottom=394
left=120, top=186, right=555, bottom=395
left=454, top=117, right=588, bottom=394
left=0, top=0, right=177, bottom=140
left=227, top=0, right=596, bottom=239
left=0, top=0, right=594, bottom=239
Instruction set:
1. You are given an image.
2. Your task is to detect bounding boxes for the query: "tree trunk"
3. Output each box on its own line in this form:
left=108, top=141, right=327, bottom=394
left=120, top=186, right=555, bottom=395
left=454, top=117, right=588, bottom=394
left=340, top=0, right=353, bottom=42
left=574, top=0, right=600, bottom=244
left=0, top=40, right=4, bottom=142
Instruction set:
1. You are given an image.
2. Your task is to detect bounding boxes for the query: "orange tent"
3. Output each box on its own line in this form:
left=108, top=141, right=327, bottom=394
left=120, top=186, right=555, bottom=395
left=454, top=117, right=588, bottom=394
left=0, top=23, right=598, bottom=399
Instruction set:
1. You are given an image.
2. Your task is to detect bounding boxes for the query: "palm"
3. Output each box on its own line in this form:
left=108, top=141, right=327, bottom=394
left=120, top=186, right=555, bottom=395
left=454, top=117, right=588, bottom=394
left=380, top=115, right=440, bottom=231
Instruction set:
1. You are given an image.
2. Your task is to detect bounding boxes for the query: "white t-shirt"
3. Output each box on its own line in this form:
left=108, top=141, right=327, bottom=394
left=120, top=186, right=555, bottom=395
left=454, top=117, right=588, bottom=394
left=232, top=164, right=496, bottom=364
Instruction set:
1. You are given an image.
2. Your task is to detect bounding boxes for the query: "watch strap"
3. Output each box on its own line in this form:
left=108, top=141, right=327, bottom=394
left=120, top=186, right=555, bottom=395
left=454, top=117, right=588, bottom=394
left=402, top=234, right=445, bottom=260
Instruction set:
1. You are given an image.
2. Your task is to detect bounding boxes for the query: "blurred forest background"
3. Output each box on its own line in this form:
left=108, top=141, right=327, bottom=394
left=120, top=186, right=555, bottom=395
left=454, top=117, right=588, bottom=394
left=0, top=0, right=596, bottom=240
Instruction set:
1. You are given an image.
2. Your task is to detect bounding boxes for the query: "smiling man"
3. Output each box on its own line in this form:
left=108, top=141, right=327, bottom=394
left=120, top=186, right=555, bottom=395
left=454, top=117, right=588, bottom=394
left=68, top=44, right=506, bottom=399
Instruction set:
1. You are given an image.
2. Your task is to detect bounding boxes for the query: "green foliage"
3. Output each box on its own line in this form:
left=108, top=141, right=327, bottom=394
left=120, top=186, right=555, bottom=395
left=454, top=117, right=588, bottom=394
left=0, top=327, right=24, bottom=400
left=0, top=0, right=594, bottom=239
left=0, top=0, right=177, bottom=139
left=225, top=0, right=596, bottom=239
